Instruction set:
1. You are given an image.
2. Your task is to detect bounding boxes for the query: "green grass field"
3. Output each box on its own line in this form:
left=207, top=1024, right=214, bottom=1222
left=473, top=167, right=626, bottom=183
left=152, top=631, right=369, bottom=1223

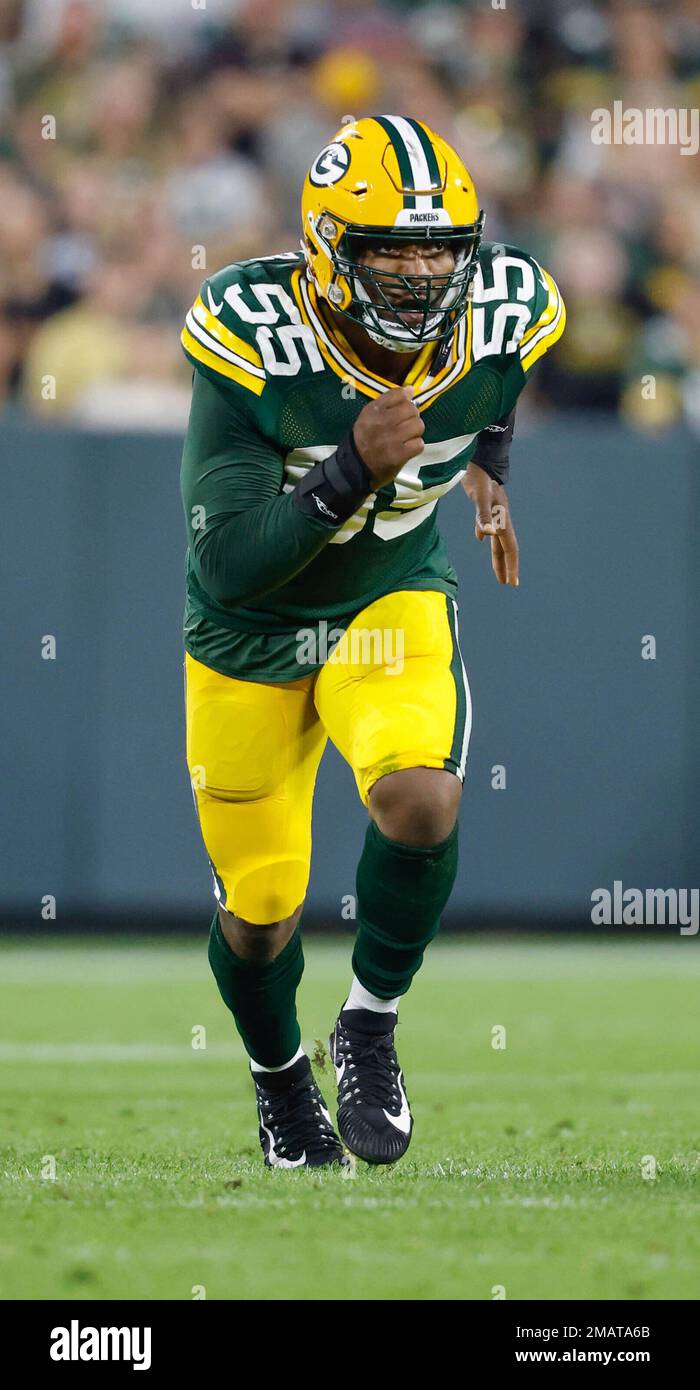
left=1, top=934, right=698, bottom=1301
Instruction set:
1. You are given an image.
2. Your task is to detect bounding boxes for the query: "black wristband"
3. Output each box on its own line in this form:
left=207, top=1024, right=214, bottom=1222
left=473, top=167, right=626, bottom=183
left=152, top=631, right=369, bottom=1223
left=292, top=429, right=373, bottom=527
left=472, top=455, right=509, bottom=486
left=471, top=408, right=516, bottom=486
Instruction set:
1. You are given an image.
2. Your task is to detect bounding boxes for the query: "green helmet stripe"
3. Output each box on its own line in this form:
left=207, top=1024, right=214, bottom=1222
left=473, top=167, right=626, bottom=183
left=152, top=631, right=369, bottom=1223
left=374, top=115, right=416, bottom=209
left=405, top=118, right=444, bottom=208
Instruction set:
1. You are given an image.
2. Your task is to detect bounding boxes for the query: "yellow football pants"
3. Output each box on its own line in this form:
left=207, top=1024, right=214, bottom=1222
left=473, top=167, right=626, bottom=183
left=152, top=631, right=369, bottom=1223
left=185, top=589, right=471, bottom=924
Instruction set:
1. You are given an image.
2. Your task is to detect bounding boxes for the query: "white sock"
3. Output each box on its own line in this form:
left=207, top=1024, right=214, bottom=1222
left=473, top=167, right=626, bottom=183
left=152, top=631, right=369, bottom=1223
left=250, top=1044, right=305, bottom=1074
left=343, top=975, right=400, bottom=1015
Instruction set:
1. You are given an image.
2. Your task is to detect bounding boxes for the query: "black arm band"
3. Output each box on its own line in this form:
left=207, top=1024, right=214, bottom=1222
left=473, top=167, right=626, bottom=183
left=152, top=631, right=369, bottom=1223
left=292, top=429, right=374, bottom=527
left=471, top=408, right=516, bottom=486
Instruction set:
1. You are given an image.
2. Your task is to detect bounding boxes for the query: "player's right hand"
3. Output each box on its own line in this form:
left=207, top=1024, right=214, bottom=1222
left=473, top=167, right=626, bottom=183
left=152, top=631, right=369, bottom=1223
left=352, top=386, right=425, bottom=488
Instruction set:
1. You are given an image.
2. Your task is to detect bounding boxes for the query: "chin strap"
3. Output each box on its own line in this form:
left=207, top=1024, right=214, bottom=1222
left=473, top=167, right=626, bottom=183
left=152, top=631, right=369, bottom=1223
left=364, top=324, right=426, bottom=353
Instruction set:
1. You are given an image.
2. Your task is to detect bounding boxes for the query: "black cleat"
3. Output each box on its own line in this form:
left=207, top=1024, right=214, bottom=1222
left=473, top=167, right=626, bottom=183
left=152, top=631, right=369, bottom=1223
left=253, top=1054, right=347, bottom=1169
left=329, top=1008, right=413, bottom=1165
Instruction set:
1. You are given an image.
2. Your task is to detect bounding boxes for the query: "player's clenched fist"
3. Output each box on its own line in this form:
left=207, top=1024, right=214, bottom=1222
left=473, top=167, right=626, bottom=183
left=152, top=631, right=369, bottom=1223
left=352, top=387, right=425, bottom=487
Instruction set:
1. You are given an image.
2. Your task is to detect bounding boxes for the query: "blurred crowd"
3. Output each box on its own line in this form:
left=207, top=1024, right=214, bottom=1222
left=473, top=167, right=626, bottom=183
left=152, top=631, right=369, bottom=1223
left=1, top=0, right=699, bottom=433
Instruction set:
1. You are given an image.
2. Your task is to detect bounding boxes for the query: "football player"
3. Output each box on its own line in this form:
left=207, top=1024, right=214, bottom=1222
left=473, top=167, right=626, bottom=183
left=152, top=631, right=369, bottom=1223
left=180, top=116, right=565, bottom=1168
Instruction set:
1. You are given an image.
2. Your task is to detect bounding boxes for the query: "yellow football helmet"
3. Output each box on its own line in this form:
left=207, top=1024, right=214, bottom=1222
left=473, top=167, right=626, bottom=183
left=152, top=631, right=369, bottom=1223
left=301, top=115, right=484, bottom=351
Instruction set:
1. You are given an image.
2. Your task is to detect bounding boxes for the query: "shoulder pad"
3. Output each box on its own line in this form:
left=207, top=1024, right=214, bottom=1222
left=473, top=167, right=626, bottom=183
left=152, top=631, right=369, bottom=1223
left=181, top=253, right=304, bottom=399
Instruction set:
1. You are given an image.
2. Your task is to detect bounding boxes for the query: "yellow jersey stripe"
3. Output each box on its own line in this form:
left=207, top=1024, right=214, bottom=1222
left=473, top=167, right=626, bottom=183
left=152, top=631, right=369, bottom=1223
left=181, top=326, right=265, bottom=396
left=403, top=338, right=442, bottom=388
left=520, top=294, right=566, bottom=372
left=519, top=269, right=561, bottom=348
left=185, top=309, right=266, bottom=378
left=192, top=295, right=263, bottom=370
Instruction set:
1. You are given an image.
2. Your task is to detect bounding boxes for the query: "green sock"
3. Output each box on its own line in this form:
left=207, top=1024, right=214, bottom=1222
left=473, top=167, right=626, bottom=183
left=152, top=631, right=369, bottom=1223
left=207, top=913, right=304, bottom=1068
left=352, top=820, right=459, bottom=999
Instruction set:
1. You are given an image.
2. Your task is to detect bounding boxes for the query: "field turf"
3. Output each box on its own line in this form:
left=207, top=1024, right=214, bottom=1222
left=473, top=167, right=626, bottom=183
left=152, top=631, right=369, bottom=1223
left=1, top=934, right=698, bottom=1301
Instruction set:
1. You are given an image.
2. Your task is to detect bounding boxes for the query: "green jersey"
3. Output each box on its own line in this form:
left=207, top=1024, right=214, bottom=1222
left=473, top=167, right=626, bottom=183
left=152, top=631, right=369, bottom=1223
left=180, top=244, right=565, bottom=682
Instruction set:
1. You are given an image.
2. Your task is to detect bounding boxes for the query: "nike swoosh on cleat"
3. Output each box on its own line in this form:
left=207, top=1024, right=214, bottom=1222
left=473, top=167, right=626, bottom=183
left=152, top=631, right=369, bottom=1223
left=260, top=1119, right=306, bottom=1168
left=383, top=1072, right=412, bottom=1135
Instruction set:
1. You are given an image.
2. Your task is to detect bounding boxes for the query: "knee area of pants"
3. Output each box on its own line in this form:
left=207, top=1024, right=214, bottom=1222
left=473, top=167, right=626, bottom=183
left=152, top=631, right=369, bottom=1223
left=231, top=860, right=307, bottom=927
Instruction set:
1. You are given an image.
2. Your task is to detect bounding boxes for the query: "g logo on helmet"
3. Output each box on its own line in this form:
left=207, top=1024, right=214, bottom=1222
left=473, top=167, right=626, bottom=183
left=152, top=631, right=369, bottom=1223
left=309, top=142, right=351, bottom=187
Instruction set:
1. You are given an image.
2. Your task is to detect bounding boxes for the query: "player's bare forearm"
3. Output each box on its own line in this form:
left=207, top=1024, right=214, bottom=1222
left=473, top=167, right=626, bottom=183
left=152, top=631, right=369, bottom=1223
left=462, top=461, right=520, bottom=588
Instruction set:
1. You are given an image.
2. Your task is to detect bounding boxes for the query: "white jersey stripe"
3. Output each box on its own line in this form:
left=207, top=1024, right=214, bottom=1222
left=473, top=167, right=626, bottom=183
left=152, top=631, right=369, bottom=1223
left=519, top=292, right=564, bottom=359
left=450, top=598, right=473, bottom=778
left=185, top=310, right=266, bottom=378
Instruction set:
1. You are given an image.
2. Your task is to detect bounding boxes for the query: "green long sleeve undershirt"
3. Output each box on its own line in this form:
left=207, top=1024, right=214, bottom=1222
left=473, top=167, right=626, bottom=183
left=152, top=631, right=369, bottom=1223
left=180, top=372, right=336, bottom=607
